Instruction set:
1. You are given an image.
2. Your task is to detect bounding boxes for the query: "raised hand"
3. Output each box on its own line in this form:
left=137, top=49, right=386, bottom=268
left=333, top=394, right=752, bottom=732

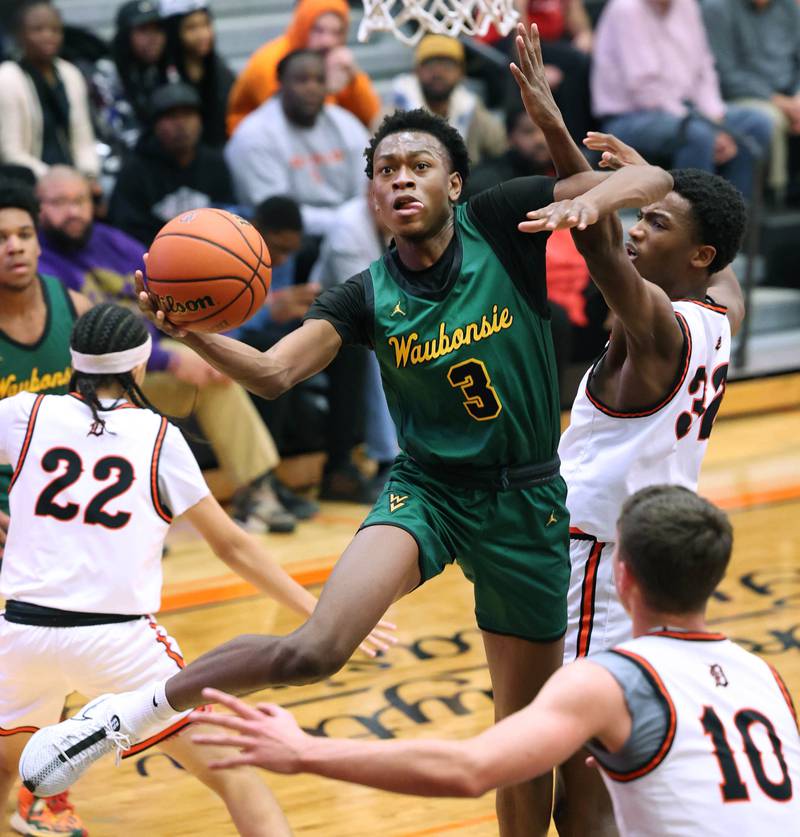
left=191, top=688, right=309, bottom=773
left=510, top=23, right=562, bottom=130
left=583, top=132, right=649, bottom=169
left=358, top=617, right=398, bottom=658
left=133, top=255, right=187, bottom=339
left=518, top=197, right=600, bottom=233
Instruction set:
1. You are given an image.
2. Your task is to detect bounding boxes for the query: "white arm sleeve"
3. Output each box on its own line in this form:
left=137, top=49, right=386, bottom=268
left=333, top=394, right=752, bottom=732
left=157, top=423, right=211, bottom=518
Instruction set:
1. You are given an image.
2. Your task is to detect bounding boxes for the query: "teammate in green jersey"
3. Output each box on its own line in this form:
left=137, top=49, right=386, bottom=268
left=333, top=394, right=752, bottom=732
left=20, top=26, right=672, bottom=835
left=0, top=181, right=90, bottom=540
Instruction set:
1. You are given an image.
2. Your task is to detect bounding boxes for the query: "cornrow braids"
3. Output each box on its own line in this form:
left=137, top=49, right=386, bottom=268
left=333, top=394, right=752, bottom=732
left=69, top=304, right=163, bottom=436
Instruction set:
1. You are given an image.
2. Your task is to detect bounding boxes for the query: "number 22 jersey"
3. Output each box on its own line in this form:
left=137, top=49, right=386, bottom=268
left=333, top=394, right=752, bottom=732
left=0, top=391, right=209, bottom=614
left=559, top=298, right=731, bottom=542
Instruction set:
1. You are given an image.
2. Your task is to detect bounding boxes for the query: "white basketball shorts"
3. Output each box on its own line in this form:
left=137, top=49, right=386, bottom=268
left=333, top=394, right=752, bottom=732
left=0, top=614, right=193, bottom=756
left=563, top=530, right=633, bottom=664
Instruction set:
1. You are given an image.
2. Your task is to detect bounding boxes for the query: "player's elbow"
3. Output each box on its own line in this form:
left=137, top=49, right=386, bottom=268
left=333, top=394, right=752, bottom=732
left=450, top=744, right=496, bottom=798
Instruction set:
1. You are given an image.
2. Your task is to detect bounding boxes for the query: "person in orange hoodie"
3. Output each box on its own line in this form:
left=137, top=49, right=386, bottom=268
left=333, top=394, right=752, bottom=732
left=227, top=0, right=380, bottom=134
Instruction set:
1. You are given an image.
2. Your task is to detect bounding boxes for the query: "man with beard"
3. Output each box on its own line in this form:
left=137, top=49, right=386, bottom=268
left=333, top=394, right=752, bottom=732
left=36, top=165, right=301, bottom=534
left=388, top=35, right=507, bottom=166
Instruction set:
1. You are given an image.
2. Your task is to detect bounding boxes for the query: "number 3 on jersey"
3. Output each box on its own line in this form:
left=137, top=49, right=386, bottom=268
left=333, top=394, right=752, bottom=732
left=447, top=358, right=503, bottom=421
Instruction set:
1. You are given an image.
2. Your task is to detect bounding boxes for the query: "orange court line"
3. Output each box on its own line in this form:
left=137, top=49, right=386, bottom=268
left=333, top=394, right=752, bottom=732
left=396, top=813, right=498, bottom=837
left=159, top=482, right=800, bottom=614
left=705, top=483, right=800, bottom=513
left=160, top=563, right=334, bottom=613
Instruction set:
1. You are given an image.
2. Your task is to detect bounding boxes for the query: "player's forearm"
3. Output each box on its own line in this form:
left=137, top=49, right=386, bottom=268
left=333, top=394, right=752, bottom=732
left=540, top=118, right=592, bottom=178
left=297, top=736, right=488, bottom=797
left=225, top=536, right=317, bottom=618
left=181, top=332, right=292, bottom=399
left=584, top=165, right=673, bottom=217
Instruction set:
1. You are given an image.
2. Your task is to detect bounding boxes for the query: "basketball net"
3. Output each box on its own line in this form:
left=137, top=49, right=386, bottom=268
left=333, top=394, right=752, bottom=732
left=358, top=0, right=519, bottom=46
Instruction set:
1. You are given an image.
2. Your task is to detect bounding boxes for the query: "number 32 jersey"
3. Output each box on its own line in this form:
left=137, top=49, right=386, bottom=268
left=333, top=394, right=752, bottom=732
left=0, top=392, right=209, bottom=614
left=559, top=299, right=731, bottom=541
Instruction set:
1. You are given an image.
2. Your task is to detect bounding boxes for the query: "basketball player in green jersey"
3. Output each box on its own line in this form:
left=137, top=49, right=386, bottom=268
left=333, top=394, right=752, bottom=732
left=0, top=181, right=90, bottom=547
left=21, top=26, right=671, bottom=835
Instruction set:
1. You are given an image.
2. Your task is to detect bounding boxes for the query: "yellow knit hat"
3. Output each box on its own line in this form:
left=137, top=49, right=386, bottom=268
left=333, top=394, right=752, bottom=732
left=414, top=35, right=465, bottom=66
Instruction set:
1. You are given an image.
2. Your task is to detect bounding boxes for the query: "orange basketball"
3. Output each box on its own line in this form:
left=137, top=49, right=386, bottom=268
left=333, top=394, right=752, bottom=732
left=145, top=208, right=271, bottom=333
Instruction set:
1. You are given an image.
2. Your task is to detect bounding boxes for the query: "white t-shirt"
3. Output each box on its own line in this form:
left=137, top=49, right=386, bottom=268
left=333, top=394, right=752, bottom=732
left=0, top=391, right=209, bottom=614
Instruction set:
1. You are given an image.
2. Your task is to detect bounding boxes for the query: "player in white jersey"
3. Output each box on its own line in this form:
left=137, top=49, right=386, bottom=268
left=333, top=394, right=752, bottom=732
left=523, top=140, right=749, bottom=834
left=0, top=303, right=393, bottom=835
left=151, top=486, right=800, bottom=837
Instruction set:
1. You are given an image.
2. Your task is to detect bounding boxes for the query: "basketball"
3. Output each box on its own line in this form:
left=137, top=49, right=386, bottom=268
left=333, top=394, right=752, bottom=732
left=144, top=208, right=271, bottom=333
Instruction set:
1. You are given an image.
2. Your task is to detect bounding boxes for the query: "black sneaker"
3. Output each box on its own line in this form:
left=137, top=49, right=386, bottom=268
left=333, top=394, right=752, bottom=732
left=270, top=475, right=319, bottom=520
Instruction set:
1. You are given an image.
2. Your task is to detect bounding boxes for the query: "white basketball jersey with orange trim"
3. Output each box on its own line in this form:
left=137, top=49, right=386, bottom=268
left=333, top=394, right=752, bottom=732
left=0, top=392, right=208, bottom=614
left=559, top=299, right=731, bottom=542
left=598, top=631, right=800, bottom=836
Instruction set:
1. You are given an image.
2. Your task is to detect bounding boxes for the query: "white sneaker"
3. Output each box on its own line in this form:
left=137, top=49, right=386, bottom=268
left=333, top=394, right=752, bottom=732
left=19, top=694, right=134, bottom=797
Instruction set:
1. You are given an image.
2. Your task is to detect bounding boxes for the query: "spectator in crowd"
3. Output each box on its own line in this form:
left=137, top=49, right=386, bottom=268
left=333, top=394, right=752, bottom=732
left=34, top=165, right=302, bottom=532
left=225, top=49, right=368, bottom=235
left=0, top=178, right=91, bottom=836
left=475, top=0, right=593, bottom=144
left=226, top=0, right=380, bottom=135
left=107, top=0, right=168, bottom=128
left=234, top=197, right=376, bottom=503
left=0, top=1, right=99, bottom=181
left=110, top=81, right=234, bottom=244
left=309, top=188, right=399, bottom=496
left=162, top=0, right=234, bottom=147
left=702, top=0, right=800, bottom=202
left=591, top=0, right=773, bottom=199
left=387, top=35, right=507, bottom=165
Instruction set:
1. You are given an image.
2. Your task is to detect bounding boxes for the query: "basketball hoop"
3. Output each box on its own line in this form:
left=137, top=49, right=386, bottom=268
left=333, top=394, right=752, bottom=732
left=358, top=0, right=519, bottom=46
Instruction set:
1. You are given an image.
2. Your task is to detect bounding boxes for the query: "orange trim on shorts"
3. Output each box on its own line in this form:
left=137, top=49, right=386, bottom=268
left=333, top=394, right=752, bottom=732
left=603, top=649, right=677, bottom=782
left=0, top=724, right=38, bottom=736
left=146, top=617, right=185, bottom=669
left=8, top=393, right=45, bottom=492
left=150, top=417, right=172, bottom=523
left=577, top=539, right=604, bottom=658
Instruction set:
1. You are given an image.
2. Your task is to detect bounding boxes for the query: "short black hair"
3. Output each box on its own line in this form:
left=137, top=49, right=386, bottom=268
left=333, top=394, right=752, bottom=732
left=253, top=195, right=302, bottom=233
left=364, top=108, right=470, bottom=184
left=670, top=168, right=747, bottom=274
left=0, top=179, right=39, bottom=225
left=618, top=485, right=733, bottom=614
left=276, top=48, right=323, bottom=83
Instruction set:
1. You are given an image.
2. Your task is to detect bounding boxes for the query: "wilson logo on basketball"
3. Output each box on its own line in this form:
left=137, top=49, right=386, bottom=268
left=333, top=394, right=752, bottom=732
left=157, top=294, right=216, bottom=313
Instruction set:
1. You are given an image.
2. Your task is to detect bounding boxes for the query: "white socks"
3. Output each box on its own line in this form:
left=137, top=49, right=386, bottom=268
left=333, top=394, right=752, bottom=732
left=113, top=679, right=181, bottom=741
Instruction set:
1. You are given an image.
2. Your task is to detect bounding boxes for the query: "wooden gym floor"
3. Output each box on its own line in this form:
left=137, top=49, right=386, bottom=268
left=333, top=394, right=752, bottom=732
left=4, top=373, right=800, bottom=836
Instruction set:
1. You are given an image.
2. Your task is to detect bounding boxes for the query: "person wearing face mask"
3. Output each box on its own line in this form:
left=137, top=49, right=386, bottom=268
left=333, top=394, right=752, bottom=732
left=226, top=0, right=380, bottom=135
left=161, top=0, right=235, bottom=147
left=0, top=1, right=99, bottom=181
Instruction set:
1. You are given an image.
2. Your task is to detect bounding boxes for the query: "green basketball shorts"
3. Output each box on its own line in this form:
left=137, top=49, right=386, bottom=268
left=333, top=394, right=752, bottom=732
left=360, top=454, right=570, bottom=642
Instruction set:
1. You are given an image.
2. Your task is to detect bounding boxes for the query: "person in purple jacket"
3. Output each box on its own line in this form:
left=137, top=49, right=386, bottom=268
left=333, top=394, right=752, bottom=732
left=35, top=165, right=311, bottom=531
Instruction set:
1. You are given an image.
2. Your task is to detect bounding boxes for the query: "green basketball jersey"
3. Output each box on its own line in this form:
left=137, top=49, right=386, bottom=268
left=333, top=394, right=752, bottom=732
left=0, top=274, right=76, bottom=513
left=370, top=203, right=560, bottom=469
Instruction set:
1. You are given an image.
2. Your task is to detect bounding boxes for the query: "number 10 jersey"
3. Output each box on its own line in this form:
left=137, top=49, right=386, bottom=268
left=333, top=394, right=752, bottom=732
left=559, top=298, right=731, bottom=542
